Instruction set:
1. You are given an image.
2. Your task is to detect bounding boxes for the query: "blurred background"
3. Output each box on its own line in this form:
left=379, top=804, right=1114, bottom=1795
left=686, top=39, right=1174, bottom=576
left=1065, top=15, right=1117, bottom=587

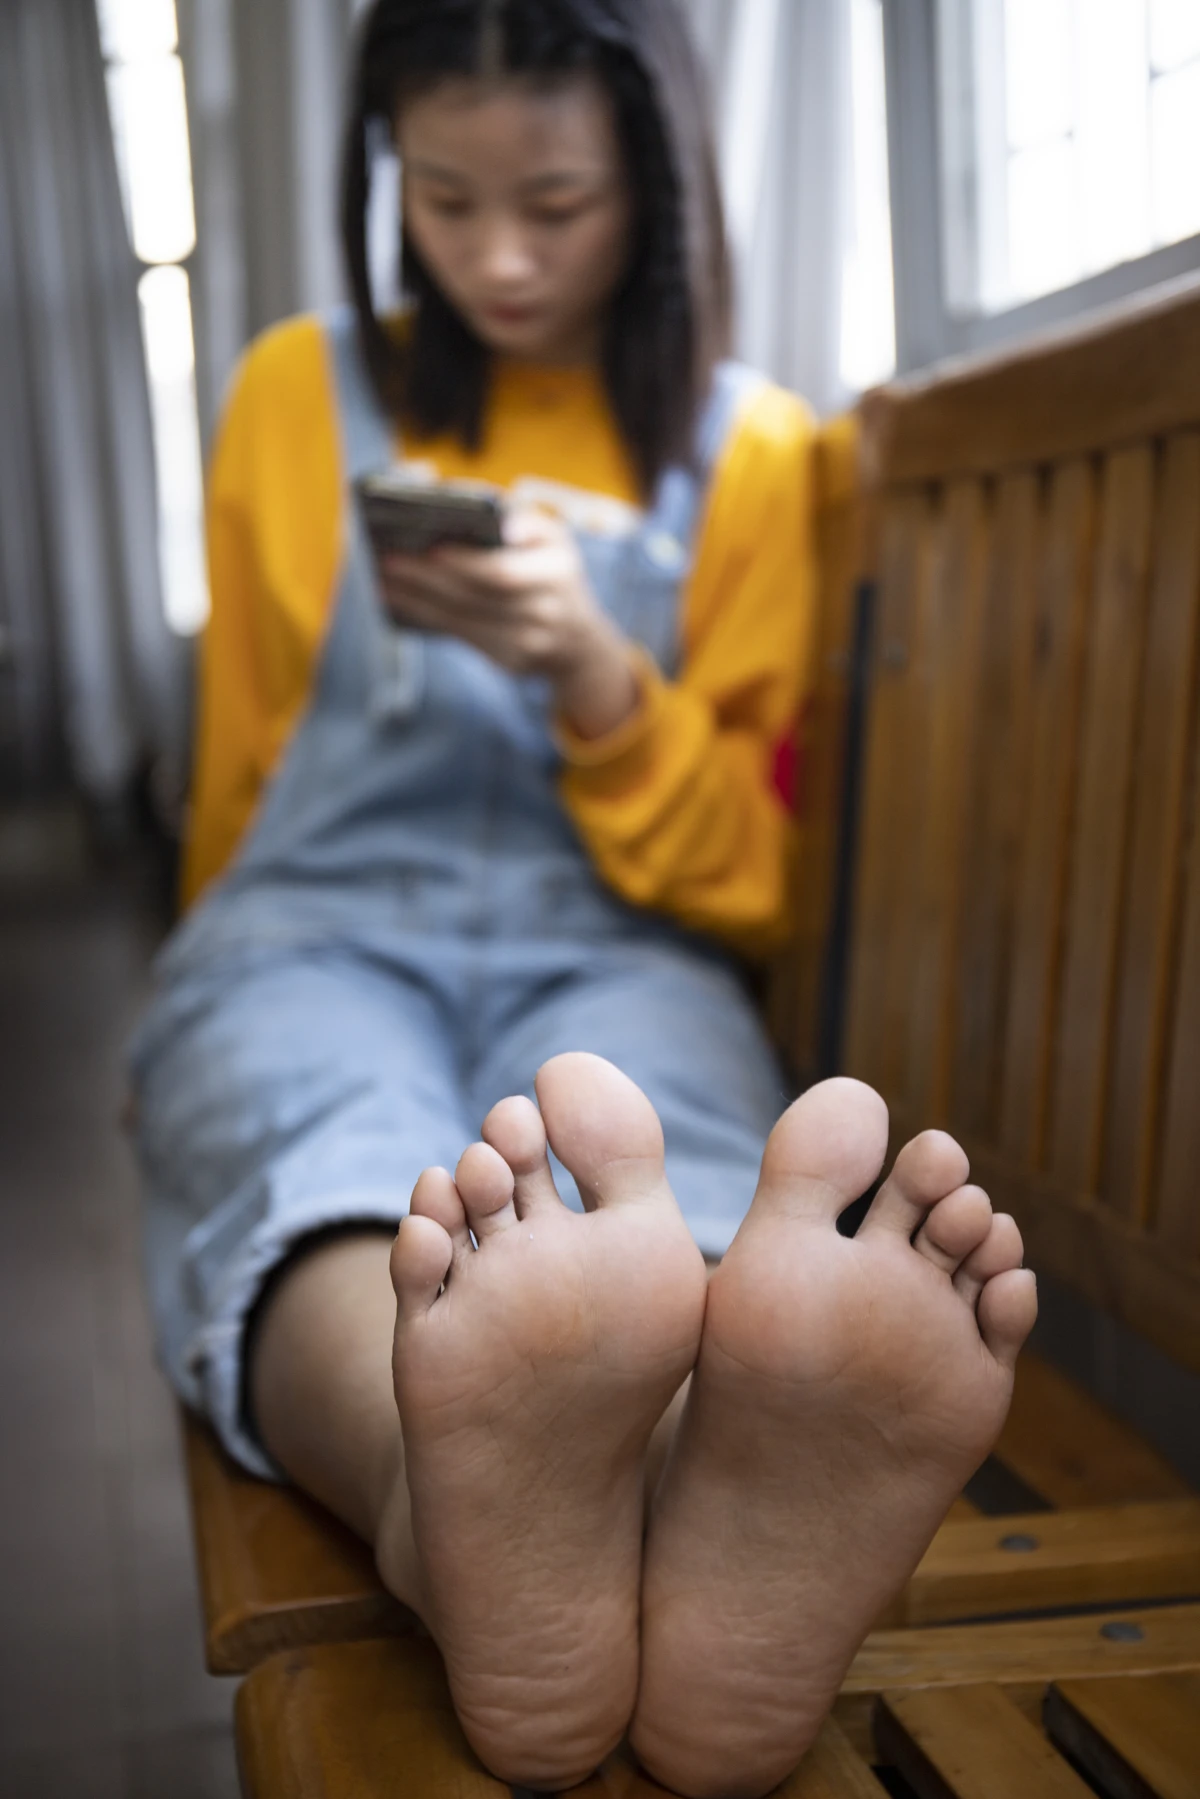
left=1, top=2, right=1199, bottom=1794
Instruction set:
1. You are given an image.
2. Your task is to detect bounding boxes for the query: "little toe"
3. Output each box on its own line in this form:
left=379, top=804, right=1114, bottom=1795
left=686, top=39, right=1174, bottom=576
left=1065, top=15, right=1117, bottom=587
left=410, top=1165, right=472, bottom=1259
left=978, top=1266, right=1038, bottom=1368
left=481, top=1095, right=563, bottom=1217
left=912, top=1184, right=993, bottom=1274
left=534, top=1052, right=667, bottom=1210
left=953, top=1212, right=1025, bottom=1307
left=455, top=1141, right=519, bottom=1240
left=753, top=1077, right=890, bottom=1222
left=391, top=1214, right=454, bottom=1320
left=859, top=1129, right=971, bottom=1240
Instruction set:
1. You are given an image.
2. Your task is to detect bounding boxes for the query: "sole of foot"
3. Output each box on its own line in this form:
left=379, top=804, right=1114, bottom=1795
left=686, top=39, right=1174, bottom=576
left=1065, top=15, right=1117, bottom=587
left=382, top=1052, right=708, bottom=1789
left=630, top=1076, right=1037, bottom=1799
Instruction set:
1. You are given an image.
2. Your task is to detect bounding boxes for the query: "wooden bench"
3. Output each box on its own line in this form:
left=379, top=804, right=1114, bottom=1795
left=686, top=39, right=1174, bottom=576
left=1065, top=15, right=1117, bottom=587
left=183, top=271, right=1200, bottom=1793
left=232, top=1618, right=1200, bottom=1796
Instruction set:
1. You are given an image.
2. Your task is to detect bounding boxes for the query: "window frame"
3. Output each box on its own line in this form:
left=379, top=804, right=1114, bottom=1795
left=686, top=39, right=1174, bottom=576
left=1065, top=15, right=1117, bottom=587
left=882, top=0, right=1200, bottom=373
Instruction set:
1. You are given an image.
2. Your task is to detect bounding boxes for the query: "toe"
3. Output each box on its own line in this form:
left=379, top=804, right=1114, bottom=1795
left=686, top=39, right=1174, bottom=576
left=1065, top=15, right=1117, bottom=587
left=455, top=1141, right=519, bottom=1240
left=535, top=1052, right=667, bottom=1211
left=953, top=1212, right=1025, bottom=1306
left=911, top=1184, right=993, bottom=1274
left=978, top=1266, right=1038, bottom=1368
left=753, top=1077, right=889, bottom=1222
left=410, top=1166, right=472, bottom=1259
left=858, top=1129, right=970, bottom=1240
left=391, top=1214, right=453, bottom=1320
left=481, top=1095, right=563, bottom=1217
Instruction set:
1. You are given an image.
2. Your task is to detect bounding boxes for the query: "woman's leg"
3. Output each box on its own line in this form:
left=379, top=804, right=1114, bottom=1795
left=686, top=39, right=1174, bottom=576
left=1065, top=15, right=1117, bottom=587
left=247, top=1230, right=409, bottom=1555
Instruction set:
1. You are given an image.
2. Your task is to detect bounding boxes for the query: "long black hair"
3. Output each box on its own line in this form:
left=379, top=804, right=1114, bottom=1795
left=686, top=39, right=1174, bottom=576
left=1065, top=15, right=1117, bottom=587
left=341, top=0, right=731, bottom=496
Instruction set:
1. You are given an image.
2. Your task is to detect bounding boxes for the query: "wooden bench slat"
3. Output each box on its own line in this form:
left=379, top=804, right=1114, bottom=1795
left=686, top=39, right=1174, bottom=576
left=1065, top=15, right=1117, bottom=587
left=995, top=459, right=1096, bottom=1165
left=235, top=1638, right=508, bottom=1799
left=1045, top=1671, right=1200, bottom=1799
left=182, top=1411, right=412, bottom=1674
left=949, top=469, right=1041, bottom=1143
left=875, top=1684, right=1092, bottom=1798
left=1154, top=602, right=1200, bottom=1258
left=1047, top=444, right=1156, bottom=1195
left=844, top=1602, right=1200, bottom=1694
left=898, top=1499, right=1200, bottom=1626
left=845, top=491, right=935, bottom=1097
left=902, top=477, right=991, bottom=1125
left=570, top=1722, right=886, bottom=1799
left=991, top=1351, right=1190, bottom=1508
left=1102, top=433, right=1200, bottom=1226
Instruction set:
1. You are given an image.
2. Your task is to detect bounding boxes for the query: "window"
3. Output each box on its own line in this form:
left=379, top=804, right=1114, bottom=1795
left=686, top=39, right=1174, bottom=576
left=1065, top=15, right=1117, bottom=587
left=96, top=0, right=208, bottom=635
left=841, top=0, right=897, bottom=390
left=884, top=0, right=1200, bottom=370
left=963, top=0, right=1200, bottom=313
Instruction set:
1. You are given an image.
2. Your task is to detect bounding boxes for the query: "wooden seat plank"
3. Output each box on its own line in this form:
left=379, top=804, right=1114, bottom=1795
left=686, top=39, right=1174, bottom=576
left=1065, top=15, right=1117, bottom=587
left=182, top=1410, right=414, bottom=1674
left=898, top=1499, right=1200, bottom=1626
left=844, top=1601, right=1200, bottom=1693
left=990, top=1352, right=1190, bottom=1508
left=1047, top=445, right=1156, bottom=1195
left=1102, top=434, right=1200, bottom=1225
left=949, top=469, right=1041, bottom=1143
left=995, top=460, right=1096, bottom=1166
left=235, top=1638, right=507, bottom=1799
left=572, top=1721, right=885, bottom=1799
left=875, top=1684, right=1092, bottom=1797
left=1045, top=1671, right=1200, bottom=1799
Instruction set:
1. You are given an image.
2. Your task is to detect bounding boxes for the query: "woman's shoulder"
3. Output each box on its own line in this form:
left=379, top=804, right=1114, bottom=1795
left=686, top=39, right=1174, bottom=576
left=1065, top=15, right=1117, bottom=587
left=723, top=367, right=818, bottom=459
left=222, top=313, right=333, bottom=424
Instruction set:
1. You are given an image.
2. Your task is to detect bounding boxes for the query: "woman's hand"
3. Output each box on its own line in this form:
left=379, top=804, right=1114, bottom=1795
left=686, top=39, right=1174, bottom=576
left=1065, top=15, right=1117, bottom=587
left=379, top=507, right=641, bottom=740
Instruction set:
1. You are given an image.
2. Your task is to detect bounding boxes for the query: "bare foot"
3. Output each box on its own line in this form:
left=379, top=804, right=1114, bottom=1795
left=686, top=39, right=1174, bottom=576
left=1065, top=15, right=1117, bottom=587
left=631, top=1077, right=1037, bottom=1799
left=380, top=1052, right=707, bottom=1789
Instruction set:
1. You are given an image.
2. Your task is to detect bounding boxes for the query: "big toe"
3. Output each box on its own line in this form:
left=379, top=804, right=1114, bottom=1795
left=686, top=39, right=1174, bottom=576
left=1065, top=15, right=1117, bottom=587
left=753, top=1076, right=890, bottom=1222
left=534, top=1052, right=666, bottom=1210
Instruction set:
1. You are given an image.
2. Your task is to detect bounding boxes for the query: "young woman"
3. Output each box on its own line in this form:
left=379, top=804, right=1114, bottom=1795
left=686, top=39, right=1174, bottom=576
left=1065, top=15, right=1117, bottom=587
left=131, top=3, right=1036, bottom=1792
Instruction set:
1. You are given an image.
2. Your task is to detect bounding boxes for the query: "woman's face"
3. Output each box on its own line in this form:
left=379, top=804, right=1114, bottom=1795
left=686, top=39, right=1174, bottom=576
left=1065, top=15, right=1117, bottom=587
left=396, top=73, right=633, bottom=364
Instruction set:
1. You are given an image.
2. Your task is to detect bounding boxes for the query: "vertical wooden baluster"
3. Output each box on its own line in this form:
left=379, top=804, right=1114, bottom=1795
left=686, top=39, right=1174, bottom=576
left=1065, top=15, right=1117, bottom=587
left=844, top=489, right=935, bottom=1100
left=998, top=460, right=1096, bottom=1166
left=1048, top=445, right=1156, bottom=1192
left=1102, top=433, right=1200, bottom=1223
left=950, top=470, right=1040, bottom=1143
left=904, top=477, right=991, bottom=1126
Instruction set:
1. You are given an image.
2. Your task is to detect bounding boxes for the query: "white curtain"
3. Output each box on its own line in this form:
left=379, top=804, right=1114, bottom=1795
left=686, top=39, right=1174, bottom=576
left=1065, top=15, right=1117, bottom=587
left=686, top=0, right=855, bottom=416
left=178, top=0, right=360, bottom=450
left=0, top=0, right=186, bottom=804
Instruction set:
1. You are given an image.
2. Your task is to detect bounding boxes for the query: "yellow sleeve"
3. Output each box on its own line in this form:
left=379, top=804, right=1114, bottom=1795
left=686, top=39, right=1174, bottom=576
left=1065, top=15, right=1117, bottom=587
left=557, top=383, right=817, bottom=956
left=180, top=317, right=343, bottom=908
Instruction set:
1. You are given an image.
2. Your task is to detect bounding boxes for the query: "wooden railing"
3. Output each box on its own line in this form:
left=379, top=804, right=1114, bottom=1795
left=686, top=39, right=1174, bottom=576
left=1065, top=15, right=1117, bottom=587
left=815, top=271, right=1200, bottom=1376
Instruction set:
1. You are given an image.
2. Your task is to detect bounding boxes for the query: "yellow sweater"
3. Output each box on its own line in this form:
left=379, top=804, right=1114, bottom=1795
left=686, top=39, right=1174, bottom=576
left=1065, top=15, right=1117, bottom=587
left=183, top=315, right=818, bottom=952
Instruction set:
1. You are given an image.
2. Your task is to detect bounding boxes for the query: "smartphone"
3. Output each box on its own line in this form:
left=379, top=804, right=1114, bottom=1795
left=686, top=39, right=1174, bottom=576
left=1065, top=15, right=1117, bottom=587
left=355, top=472, right=505, bottom=557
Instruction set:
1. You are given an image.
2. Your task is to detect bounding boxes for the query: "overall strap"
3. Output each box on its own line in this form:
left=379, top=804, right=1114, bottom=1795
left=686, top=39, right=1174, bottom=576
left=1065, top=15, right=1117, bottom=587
left=645, top=361, right=767, bottom=567
left=322, top=306, right=425, bottom=720
left=324, top=304, right=397, bottom=479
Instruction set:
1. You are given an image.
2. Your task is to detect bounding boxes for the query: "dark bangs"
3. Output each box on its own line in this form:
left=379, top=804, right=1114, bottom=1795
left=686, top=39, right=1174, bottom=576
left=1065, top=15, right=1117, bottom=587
left=340, top=0, right=731, bottom=496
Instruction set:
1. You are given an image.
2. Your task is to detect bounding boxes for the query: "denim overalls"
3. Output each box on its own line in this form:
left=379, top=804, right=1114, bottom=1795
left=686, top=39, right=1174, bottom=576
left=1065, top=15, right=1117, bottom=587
left=131, top=310, right=789, bottom=1477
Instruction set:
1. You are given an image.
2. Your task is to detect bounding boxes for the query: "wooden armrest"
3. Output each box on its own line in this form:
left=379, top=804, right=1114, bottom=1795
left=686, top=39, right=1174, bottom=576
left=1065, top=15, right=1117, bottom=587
left=235, top=1639, right=886, bottom=1798
left=180, top=1408, right=417, bottom=1673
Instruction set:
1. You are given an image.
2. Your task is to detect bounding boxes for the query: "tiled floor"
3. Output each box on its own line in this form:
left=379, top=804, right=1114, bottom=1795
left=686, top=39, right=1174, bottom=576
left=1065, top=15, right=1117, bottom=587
left=0, top=812, right=238, bottom=1799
